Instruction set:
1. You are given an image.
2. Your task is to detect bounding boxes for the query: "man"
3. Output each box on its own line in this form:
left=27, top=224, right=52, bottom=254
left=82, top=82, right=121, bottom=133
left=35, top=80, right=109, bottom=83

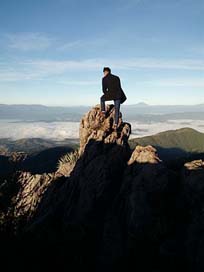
left=100, top=67, right=127, bottom=129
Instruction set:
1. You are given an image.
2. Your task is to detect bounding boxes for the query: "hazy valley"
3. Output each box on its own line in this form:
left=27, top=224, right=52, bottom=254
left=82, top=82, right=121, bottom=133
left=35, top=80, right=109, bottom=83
left=1, top=103, right=204, bottom=144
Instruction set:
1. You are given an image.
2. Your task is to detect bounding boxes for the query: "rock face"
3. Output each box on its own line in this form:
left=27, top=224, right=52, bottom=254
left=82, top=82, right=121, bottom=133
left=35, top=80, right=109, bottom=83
left=181, top=159, right=204, bottom=271
left=128, top=145, right=162, bottom=165
left=1, top=104, right=204, bottom=272
left=8, top=105, right=131, bottom=224
left=14, top=171, right=60, bottom=218
left=79, top=104, right=131, bottom=154
left=0, top=104, right=131, bottom=224
left=184, top=159, right=204, bottom=170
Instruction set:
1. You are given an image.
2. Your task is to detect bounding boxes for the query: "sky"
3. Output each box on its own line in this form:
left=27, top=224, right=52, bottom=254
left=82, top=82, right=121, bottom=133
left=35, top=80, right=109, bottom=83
left=0, top=0, right=203, bottom=106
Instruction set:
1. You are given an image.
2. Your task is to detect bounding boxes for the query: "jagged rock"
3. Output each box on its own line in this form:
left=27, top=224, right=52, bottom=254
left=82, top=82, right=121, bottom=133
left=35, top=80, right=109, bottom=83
left=2, top=104, right=204, bottom=272
left=14, top=171, right=61, bottom=218
left=79, top=104, right=131, bottom=155
left=0, top=150, right=27, bottom=163
left=18, top=139, right=131, bottom=272
left=5, top=105, right=130, bottom=270
left=32, top=140, right=130, bottom=222
left=28, top=102, right=132, bottom=228
left=0, top=147, right=9, bottom=155
left=184, top=159, right=204, bottom=170
left=8, top=152, right=28, bottom=163
left=181, top=160, right=204, bottom=271
left=23, top=109, right=181, bottom=271
left=128, top=145, right=162, bottom=165
left=182, top=160, right=204, bottom=204
left=4, top=104, right=131, bottom=223
left=0, top=151, right=27, bottom=178
left=98, top=149, right=177, bottom=271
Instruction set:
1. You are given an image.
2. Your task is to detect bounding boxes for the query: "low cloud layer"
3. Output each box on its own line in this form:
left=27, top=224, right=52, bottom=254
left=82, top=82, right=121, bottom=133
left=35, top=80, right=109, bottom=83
left=1, top=119, right=204, bottom=140
left=0, top=121, right=80, bottom=140
left=130, top=119, right=204, bottom=138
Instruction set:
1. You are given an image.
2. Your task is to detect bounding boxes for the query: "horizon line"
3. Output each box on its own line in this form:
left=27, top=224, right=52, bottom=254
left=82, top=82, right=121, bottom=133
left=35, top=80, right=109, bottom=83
left=1, top=102, right=204, bottom=107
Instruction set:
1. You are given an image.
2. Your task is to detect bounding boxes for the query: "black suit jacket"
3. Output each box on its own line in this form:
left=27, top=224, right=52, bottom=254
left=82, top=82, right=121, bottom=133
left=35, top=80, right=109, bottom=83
left=102, top=73, right=127, bottom=103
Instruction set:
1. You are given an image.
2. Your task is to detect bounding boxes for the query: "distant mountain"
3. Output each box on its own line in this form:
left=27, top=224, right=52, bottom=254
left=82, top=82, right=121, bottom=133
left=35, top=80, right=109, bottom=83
left=122, top=104, right=204, bottom=120
left=126, top=102, right=149, bottom=107
left=0, top=104, right=90, bottom=121
left=0, top=138, right=79, bottom=154
left=1, top=103, right=204, bottom=122
left=129, top=127, right=204, bottom=164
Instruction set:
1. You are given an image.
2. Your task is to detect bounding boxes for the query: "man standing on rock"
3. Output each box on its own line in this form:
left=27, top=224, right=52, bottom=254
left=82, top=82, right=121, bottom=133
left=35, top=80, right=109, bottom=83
left=100, top=67, right=127, bottom=129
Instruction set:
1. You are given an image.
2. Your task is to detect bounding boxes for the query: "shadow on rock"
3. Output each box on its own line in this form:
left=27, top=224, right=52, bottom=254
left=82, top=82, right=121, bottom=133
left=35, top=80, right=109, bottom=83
left=5, top=140, right=189, bottom=272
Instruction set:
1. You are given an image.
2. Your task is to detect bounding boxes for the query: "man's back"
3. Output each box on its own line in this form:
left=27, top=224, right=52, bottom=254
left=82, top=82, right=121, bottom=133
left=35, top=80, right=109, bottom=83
left=102, top=73, right=122, bottom=100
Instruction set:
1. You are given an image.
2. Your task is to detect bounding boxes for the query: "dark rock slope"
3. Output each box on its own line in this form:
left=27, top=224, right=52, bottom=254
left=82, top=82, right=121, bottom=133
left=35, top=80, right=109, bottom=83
left=0, top=104, right=204, bottom=272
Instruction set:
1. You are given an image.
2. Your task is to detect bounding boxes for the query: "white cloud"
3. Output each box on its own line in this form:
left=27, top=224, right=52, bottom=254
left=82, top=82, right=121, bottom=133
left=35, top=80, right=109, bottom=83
left=0, top=59, right=102, bottom=82
left=116, top=58, right=204, bottom=70
left=0, top=57, right=204, bottom=83
left=190, top=46, right=204, bottom=55
left=21, top=57, right=204, bottom=72
left=5, top=32, right=54, bottom=51
left=57, top=38, right=107, bottom=51
left=141, top=78, right=204, bottom=88
left=0, top=121, right=80, bottom=140
left=1, top=119, right=204, bottom=140
left=57, top=40, right=83, bottom=51
left=0, top=71, right=37, bottom=82
left=58, top=80, right=98, bottom=85
left=2, top=31, right=108, bottom=53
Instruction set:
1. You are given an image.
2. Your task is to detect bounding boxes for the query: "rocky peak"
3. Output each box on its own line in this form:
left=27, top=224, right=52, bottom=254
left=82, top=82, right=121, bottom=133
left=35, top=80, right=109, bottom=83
left=79, top=104, right=131, bottom=155
left=2, top=104, right=131, bottom=220
left=2, top=104, right=204, bottom=272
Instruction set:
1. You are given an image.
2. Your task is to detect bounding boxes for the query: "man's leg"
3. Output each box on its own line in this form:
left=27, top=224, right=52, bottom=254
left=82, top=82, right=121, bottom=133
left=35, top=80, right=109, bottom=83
left=114, top=99, right=121, bottom=126
left=100, top=95, right=106, bottom=112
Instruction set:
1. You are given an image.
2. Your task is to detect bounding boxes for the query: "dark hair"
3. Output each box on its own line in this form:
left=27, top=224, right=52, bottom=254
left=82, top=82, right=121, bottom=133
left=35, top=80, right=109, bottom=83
left=103, top=67, right=111, bottom=73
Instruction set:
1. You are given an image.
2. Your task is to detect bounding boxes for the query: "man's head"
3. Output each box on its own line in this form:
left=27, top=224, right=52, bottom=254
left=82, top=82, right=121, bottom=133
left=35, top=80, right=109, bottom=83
left=103, top=67, right=111, bottom=76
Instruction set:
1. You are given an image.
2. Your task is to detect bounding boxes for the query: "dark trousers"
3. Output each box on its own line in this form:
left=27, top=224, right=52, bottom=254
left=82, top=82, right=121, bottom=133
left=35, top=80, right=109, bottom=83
left=100, top=95, right=120, bottom=125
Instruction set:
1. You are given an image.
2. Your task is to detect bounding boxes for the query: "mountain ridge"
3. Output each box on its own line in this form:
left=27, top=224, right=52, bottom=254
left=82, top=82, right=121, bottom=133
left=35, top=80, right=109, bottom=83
left=130, top=127, right=204, bottom=152
left=129, top=127, right=204, bottom=165
left=1, top=102, right=204, bottom=122
left=1, top=105, right=204, bottom=271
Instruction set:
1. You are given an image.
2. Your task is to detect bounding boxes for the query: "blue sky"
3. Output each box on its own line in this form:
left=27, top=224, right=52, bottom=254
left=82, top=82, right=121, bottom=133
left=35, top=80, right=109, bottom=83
left=0, top=0, right=203, bottom=106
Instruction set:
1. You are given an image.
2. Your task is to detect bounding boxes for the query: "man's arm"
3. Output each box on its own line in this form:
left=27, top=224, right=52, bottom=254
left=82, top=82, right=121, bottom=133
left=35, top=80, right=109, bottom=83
left=102, top=77, right=108, bottom=93
left=117, top=76, right=122, bottom=90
